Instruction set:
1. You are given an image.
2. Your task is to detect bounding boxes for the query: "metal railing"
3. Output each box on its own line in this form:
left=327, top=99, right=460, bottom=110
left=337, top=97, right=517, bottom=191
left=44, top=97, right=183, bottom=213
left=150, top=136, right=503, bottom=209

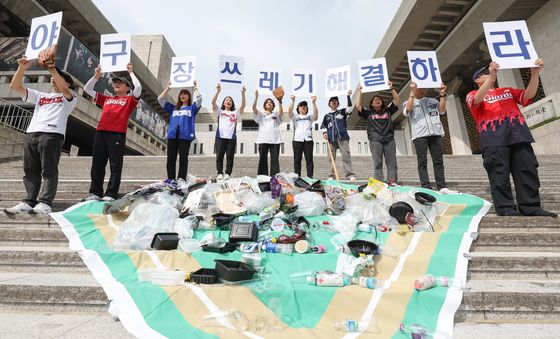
left=0, top=98, right=33, bottom=133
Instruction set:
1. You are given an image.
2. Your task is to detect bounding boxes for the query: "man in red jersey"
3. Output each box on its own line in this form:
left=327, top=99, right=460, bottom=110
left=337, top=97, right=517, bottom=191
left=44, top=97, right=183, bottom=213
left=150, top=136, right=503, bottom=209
left=82, top=62, right=142, bottom=202
left=466, top=59, right=556, bottom=217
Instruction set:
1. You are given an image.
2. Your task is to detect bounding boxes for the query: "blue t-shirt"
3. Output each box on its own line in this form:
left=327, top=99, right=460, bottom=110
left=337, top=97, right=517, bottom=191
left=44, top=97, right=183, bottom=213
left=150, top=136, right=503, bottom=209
left=162, top=102, right=200, bottom=140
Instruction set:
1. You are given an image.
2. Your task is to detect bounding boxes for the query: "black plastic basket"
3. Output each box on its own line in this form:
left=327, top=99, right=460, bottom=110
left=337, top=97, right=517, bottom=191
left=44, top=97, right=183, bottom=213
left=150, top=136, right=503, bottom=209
left=189, top=268, right=219, bottom=284
left=347, top=239, right=379, bottom=257
left=150, top=232, right=179, bottom=250
left=214, top=259, right=256, bottom=282
left=258, top=181, right=271, bottom=192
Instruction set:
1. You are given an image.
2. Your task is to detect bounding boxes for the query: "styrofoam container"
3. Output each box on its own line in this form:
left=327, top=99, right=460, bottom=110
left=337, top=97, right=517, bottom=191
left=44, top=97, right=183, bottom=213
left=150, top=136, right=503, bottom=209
left=151, top=270, right=186, bottom=286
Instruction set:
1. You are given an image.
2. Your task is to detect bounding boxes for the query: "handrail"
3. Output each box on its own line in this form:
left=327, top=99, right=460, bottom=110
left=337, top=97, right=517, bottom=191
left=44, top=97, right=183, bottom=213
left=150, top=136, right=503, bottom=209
left=0, top=98, right=34, bottom=133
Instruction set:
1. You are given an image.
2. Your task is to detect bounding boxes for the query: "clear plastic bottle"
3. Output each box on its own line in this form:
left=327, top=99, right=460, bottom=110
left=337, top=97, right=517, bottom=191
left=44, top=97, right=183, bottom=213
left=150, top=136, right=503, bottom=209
left=357, top=223, right=389, bottom=233
left=399, top=323, right=451, bottom=339
left=414, top=275, right=464, bottom=290
left=237, top=242, right=261, bottom=253
left=260, top=242, right=293, bottom=254
left=203, top=308, right=249, bottom=331
left=290, top=271, right=352, bottom=287
left=351, top=276, right=385, bottom=290
left=334, top=319, right=379, bottom=333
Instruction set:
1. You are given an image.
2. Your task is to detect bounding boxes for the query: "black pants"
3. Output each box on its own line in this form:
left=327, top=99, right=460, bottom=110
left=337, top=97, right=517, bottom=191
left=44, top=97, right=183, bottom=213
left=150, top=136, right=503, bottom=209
left=167, top=138, right=192, bottom=180
left=413, top=135, right=446, bottom=190
left=22, top=132, right=64, bottom=207
left=215, top=137, right=236, bottom=175
left=89, top=131, right=126, bottom=199
left=292, top=140, right=314, bottom=177
left=257, top=143, right=280, bottom=176
left=482, top=143, right=542, bottom=215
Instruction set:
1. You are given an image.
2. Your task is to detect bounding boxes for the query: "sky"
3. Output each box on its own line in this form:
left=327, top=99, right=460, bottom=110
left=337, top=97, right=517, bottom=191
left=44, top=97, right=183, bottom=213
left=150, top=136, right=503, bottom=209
left=91, top=0, right=401, bottom=112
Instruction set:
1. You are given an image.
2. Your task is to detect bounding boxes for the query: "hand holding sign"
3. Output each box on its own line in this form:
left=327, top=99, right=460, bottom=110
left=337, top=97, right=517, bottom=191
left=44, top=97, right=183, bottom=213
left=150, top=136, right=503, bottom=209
left=531, top=58, right=544, bottom=75
left=37, top=45, right=57, bottom=69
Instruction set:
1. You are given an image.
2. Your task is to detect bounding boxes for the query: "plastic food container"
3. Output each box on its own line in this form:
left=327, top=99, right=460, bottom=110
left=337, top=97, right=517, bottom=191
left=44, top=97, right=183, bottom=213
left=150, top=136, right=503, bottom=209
left=151, top=270, right=186, bottom=286
left=178, top=239, right=202, bottom=253
left=347, top=239, right=379, bottom=257
left=189, top=268, right=219, bottom=284
left=137, top=268, right=166, bottom=282
left=240, top=253, right=264, bottom=268
left=151, top=232, right=180, bottom=250
left=214, top=259, right=256, bottom=282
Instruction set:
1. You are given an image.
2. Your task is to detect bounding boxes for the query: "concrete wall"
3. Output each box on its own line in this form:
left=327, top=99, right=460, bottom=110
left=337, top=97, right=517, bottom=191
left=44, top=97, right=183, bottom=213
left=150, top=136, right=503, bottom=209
left=532, top=119, right=560, bottom=154
left=527, top=0, right=560, bottom=96
left=132, top=35, right=175, bottom=90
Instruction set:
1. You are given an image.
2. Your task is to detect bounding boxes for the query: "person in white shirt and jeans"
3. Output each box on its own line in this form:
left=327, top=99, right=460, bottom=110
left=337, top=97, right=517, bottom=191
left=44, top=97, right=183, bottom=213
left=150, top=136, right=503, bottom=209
left=288, top=95, right=318, bottom=178
left=6, top=54, right=77, bottom=214
left=253, top=90, right=283, bottom=176
left=211, top=83, right=246, bottom=180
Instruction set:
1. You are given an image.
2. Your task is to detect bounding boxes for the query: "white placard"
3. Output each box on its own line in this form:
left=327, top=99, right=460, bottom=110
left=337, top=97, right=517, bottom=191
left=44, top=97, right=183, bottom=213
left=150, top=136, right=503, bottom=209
left=169, top=57, right=196, bottom=88
left=291, top=69, right=316, bottom=97
left=358, top=58, right=389, bottom=93
left=25, top=12, right=63, bottom=60
left=256, top=67, right=282, bottom=95
left=218, top=55, right=245, bottom=89
left=99, top=33, right=131, bottom=73
left=483, top=20, right=539, bottom=69
left=407, top=51, right=442, bottom=88
left=325, top=65, right=351, bottom=98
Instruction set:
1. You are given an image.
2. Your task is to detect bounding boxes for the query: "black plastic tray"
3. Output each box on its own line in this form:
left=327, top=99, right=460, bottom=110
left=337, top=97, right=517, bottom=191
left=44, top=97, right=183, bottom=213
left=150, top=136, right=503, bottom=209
left=150, top=232, right=179, bottom=250
left=202, top=242, right=237, bottom=253
left=190, top=268, right=218, bottom=284
left=214, top=259, right=256, bottom=282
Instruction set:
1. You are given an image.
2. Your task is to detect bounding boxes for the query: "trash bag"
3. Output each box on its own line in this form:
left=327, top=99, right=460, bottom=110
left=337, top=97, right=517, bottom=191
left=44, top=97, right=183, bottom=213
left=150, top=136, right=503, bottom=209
left=173, top=215, right=197, bottom=239
left=245, top=192, right=277, bottom=214
left=150, top=190, right=183, bottom=211
left=294, top=191, right=326, bottom=217
left=113, top=203, right=179, bottom=250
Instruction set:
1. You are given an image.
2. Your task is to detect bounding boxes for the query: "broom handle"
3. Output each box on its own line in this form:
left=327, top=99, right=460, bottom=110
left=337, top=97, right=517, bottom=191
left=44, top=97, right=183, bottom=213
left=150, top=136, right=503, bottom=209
left=326, top=140, right=340, bottom=180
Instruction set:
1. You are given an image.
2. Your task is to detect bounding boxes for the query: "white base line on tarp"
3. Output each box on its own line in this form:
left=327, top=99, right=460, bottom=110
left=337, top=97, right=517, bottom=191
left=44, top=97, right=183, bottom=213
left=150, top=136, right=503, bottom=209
left=435, top=200, right=491, bottom=338
left=343, top=232, right=424, bottom=339
left=50, top=202, right=166, bottom=339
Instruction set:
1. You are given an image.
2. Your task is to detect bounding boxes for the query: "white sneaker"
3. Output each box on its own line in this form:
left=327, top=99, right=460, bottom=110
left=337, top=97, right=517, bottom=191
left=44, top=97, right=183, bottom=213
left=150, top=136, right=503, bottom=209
left=101, top=196, right=115, bottom=202
left=5, top=202, right=33, bottom=214
left=32, top=202, right=52, bottom=214
left=223, top=174, right=230, bottom=180
left=217, top=174, right=224, bottom=180
left=348, top=175, right=357, bottom=181
left=439, top=187, right=459, bottom=194
left=327, top=176, right=334, bottom=181
left=82, top=193, right=101, bottom=202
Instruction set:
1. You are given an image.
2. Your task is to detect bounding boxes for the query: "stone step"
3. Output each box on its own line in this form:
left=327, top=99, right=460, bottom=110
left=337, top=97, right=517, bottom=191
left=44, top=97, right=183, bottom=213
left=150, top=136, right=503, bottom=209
left=457, top=279, right=560, bottom=322
left=0, top=272, right=107, bottom=312
left=453, top=323, right=560, bottom=339
left=478, top=216, right=560, bottom=232
left=0, top=247, right=85, bottom=272
left=0, top=228, right=68, bottom=247
left=471, top=232, right=560, bottom=252
left=467, top=252, right=560, bottom=280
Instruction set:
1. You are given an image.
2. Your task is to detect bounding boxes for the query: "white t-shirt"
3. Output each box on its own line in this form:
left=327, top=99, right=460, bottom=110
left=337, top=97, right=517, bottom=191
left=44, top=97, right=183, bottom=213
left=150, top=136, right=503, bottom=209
left=24, top=88, right=77, bottom=136
left=291, top=112, right=314, bottom=142
left=255, top=111, right=282, bottom=144
left=216, top=108, right=240, bottom=139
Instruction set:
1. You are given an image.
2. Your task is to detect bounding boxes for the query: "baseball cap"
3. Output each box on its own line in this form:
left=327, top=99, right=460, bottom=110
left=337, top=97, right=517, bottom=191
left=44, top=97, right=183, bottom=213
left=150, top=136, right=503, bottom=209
left=110, top=75, right=131, bottom=87
left=54, top=67, right=74, bottom=88
left=472, top=67, right=489, bottom=82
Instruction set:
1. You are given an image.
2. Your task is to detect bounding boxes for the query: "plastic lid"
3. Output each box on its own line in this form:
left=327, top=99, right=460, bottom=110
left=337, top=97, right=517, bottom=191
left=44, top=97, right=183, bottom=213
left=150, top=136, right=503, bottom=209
left=178, top=239, right=202, bottom=253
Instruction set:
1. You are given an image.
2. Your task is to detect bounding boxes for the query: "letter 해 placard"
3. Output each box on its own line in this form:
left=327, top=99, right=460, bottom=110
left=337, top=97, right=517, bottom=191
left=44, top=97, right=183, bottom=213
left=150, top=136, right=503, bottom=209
left=170, top=57, right=196, bottom=88
left=407, top=51, right=442, bottom=88
left=25, top=12, right=63, bottom=60
left=483, top=20, right=539, bottom=69
left=99, top=33, right=131, bottom=73
left=325, top=65, right=351, bottom=98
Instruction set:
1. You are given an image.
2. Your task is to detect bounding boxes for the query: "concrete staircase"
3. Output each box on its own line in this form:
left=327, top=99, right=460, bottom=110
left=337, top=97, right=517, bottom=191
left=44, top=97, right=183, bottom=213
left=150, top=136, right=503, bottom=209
left=0, top=155, right=559, bottom=338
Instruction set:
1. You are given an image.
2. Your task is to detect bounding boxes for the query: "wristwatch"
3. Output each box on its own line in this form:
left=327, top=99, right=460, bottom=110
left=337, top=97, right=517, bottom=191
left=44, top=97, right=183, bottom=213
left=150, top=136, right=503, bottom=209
left=440, top=93, right=447, bottom=97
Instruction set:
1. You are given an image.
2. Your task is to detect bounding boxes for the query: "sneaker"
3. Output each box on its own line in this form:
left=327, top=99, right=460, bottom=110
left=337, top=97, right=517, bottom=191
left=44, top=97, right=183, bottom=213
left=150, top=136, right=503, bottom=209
left=217, top=174, right=224, bottom=180
left=82, top=193, right=101, bottom=202
left=327, top=176, right=334, bottom=181
left=101, top=196, right=115, bottom=202
left=438, top=187, right=459, bottom=194
left=223, top=174, right=230, bottom=180
left=348, top=175, right=357, bottom=181
left=31, top=202, right=52, bottom=214
left=4, top=202, right=33, bottom=214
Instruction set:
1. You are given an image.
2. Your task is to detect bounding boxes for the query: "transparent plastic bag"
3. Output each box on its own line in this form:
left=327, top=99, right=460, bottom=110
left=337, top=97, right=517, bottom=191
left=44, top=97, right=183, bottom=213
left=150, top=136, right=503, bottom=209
left=149, top=190, right=183, bottom=211
left=294, top=191, right=326, bottom=217
left=173, top=215, right=197, bottom=239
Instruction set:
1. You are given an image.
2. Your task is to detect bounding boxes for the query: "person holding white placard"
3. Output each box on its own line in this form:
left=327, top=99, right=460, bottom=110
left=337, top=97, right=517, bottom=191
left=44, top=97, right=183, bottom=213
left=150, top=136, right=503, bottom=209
left=403, top=82, right=456, bottom=194
left=320, top=91, right=356, bottom=181
left=253, top=90, right=284, bottom=176
left=5, top=50, right=77, bottom=214
left=466, top=59, right=556, bottom=217
left=356, top=82, right=399, bottom=184
left=82, top=63, right=142, bottom=202
left=158, top=81, right=202, bottom=180
left=288, top=95, right=319, bottom=178
left=212, top=83, right=246, bottom=179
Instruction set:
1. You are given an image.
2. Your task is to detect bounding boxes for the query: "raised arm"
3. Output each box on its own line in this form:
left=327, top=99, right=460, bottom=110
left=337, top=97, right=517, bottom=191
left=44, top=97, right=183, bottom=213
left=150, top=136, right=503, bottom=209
left=278, top=97, right=284, bottom=119
left=438, top=83, right=447, bottom=113
left=523, top=58, right=544, bottom=103
left=211, top=83, right=220, bottom=112
left=288, top=95, right=295, bottom=118
left=404, top=82, right=417, bottom=116
left=311, top=96, right=319, bottom=121
left=389, top=80, right=399, bottom=106
left=128, top=63, right=142, bottom=99
left=84, top=65, right=102, bottom=98
left=192, top=80, right=202, bottom=108
left=158, top=81, right=171, bottom=107
left=356, top=86, right=362, bottom=113
left=239, top=86, right=246, bottom=112
left=9, top=57, right=29, bottom=97
left=346, top=89, right=354, bottom=114
left=472, top=62, right=498, bottom=106
left=252, top=90, right=259, bottom=114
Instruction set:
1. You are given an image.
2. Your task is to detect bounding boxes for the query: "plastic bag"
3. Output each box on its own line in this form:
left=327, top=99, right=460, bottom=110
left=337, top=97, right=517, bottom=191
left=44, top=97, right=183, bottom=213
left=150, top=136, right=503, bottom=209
left=150, top=190, right=183, bottom=211
left=245, top=192, right=277, bottom=214
left=327, top=214, right=358, bottom=236
left=173, top=215, right=197, bottom=239
left=113, top=203, right=179, bottom=250
left=294, top=191, right=326, bottom=217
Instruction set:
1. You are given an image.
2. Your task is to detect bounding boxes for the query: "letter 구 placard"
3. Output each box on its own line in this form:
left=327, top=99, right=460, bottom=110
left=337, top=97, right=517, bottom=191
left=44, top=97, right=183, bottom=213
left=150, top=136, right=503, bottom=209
left=483, top=20, right=539, bottom=69
left=99, top=33, right=131, bottom=73
left=25, top=12, right=63, bottom=60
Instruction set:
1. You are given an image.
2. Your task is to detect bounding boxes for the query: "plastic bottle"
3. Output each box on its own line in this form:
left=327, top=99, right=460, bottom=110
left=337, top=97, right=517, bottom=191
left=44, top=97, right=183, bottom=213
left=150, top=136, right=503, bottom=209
left=351, top=276, right=385, bottom=290
left=203, top=308, right=249, bottom=331
left=399, top=323, right=451, bottom=339
left=290, top=271, right=351, bottom=287
left=237, top=242, right=261, bottom=253
left=333, top=319, right=379, bottom=333
left=414, top=275, right=464, bottom=290
left=357, top=223, right=389, bottom=233
left=261, top=242, right=293, bottom=254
